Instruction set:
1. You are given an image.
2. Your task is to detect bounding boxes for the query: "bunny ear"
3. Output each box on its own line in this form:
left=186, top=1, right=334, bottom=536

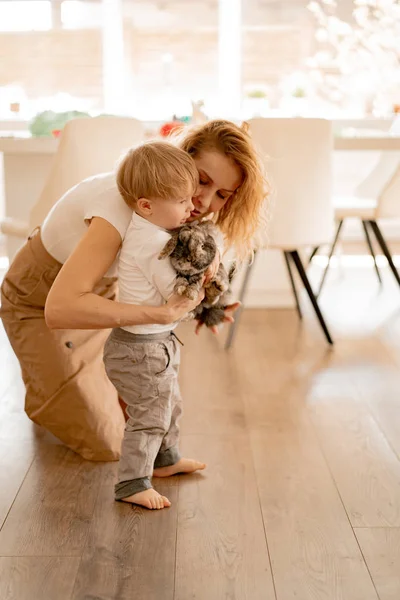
left=198, top=220, right=217, bottom=236
left=158, top=231, right=179, bottom=259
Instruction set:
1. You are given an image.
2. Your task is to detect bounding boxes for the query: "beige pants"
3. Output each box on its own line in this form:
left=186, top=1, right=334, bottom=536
left=0, top=230, right=125, bottom=461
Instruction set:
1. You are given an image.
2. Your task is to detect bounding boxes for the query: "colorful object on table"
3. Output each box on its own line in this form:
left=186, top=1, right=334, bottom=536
left=51, top=129, right=62, bottom=138
left=29, top=110, right=90, bottom=137
left=159, top=121, right=185, bottom=138
left=10, top=102, right=20, bottom=114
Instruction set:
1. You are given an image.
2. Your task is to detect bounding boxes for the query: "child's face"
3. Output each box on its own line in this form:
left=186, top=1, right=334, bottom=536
left=142, top=193, right=195, bottom=230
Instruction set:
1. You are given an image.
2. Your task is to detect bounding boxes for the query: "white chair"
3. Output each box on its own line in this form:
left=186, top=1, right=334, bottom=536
left=315, top=115, right=400, bottom=294
left=226, top=117, right=334, bottom=348
left=0, top=116, right=144, bottom=260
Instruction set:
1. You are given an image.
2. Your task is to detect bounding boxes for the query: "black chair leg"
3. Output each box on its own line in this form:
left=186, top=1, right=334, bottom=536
left=283, top=251, right=302, bottom=320
left=225, top=252, right=258, bottom=350
left=317, top=220, right=344, bottom=298
left=361, top=220, right=382, bottom=285
left=309, top=246, right=320, bottom=263
left=369, top=220, right=400, bottom=288
left=290, top=250, right=334, bottom=345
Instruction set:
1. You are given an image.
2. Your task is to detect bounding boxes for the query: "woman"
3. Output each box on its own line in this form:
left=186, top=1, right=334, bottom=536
left=0, top=120, right=266, bottom=461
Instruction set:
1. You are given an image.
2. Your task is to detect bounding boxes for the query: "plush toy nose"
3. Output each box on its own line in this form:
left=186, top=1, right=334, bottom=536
left=189, top=237, right=216, bottom=267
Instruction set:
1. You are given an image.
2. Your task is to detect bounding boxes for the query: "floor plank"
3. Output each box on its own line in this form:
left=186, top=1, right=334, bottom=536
left=355, top=364, right=400, bottom=462
left=232, top=316, right=379, bottom=600
left=0, top=556, right=80, bottom=600
left=0, top=373, right=59, bottom=531
left=0, top=441, right=34, bottom=530
left=174, top=434, right=275, bottom=600
left=72, top=462, right=179, bottom=600
left=178, top=325, right=247, bottom=436
left=308, top=367, right=400, bottom=527
left=250, top=415, right=378, bottom=600
left=0, top=446, right=103, bottom=557
left=355, top=528, right=400, bottom=600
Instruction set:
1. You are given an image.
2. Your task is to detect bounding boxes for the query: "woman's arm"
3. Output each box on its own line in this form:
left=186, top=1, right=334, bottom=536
left=45, top=217, right=203, bottom=330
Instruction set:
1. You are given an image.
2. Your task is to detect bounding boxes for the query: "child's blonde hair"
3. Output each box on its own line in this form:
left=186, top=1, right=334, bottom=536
left=117, top=141, right=199, bottom=209
left=180, top=120, right=268, bottom=258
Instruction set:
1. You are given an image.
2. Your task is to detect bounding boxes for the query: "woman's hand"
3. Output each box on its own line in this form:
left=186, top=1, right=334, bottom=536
left=204, top=250, right=220, bottom=285
left=163, top=288, right=205, bottom=324
left=195, top=302, right=241, bottom=336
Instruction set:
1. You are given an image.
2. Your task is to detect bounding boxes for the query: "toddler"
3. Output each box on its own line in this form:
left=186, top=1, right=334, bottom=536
left=104, top=142, right=209, bottom=510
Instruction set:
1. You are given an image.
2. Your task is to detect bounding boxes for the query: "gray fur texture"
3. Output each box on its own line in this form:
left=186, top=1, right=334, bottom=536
left=193, top=263, right=237, bottom=327
left=158, top=221, right=233, bottom=326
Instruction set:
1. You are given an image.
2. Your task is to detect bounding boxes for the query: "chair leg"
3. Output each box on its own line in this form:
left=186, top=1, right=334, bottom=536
left=369, top=220, right=400, bottom=288
left=283, top=251, right=303, bottom=320
left=290, top=250, right=334, bottom=345
left=225, top=252, right=258, bottom=350
left=361, top=220, right=382, bottom=285
left=309, top=246, right=320, bottom=263
left=316, top=219, right=344, bottom=298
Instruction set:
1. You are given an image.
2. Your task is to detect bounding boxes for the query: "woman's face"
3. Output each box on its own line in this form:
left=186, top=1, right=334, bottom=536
left=188, top=151, right=242, bottom=221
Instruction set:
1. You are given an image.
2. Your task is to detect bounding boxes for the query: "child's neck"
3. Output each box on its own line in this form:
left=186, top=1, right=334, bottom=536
left=134, top=210, right=169, bottom=231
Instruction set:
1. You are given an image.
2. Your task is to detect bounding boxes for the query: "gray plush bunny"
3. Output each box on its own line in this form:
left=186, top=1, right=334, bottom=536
left=158, top=221, right=232, bottom=325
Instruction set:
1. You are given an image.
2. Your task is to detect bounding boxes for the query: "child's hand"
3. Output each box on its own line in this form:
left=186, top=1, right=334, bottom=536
left=204, top=250, right=220, bottom=285
left=195, top=302, right=241, bottom=335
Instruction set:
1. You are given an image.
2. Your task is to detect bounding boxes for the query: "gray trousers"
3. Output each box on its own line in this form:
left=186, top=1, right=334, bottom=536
left=103, top=328, right=182, bottom=500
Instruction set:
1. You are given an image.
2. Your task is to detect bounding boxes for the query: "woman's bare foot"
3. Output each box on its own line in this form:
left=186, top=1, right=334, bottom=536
left=153, top=458, right=206, bottom=478
left=121, top=488, right=171, bottom=510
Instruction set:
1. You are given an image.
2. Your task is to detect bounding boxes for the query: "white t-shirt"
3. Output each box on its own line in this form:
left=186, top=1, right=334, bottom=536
left=41, top=172, right=132, bottom=276
left=119, top=213, right=178, bottom=335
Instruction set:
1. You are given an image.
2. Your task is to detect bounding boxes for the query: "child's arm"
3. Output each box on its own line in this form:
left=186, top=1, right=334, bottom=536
left=148, top=253, right=179, bottom=302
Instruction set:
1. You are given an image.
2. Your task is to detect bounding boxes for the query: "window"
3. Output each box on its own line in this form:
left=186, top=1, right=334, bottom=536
left=0, top=1, right=51, bottom=32
left=61, top=1, right=102, bottom=29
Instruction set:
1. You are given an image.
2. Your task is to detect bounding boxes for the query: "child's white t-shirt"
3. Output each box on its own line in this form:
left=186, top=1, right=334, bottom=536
left=119, top=213, right=178, bottom=335
left=41, top=172, right=132, bottom=276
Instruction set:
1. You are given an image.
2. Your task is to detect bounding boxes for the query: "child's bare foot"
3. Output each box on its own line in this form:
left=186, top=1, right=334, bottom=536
left=153, top=458, right=206, bottom=478
left=121, top=488, right=171, bottom=509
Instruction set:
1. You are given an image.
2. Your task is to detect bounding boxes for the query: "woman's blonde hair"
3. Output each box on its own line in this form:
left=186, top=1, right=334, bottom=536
left=117, top=141, right=198, bottom=209
left=179, top=119, right=268, bottom=258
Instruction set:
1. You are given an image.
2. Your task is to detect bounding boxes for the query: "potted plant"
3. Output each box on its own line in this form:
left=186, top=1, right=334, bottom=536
left=243, top=88, right=269, bottom=118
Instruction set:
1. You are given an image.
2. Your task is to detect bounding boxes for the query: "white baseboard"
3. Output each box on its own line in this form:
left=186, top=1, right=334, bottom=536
left=243, top=288, right=295, bottom=309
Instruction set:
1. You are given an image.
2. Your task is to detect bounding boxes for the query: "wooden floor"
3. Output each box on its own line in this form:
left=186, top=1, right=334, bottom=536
left=2, top=262, right=400, bottom=599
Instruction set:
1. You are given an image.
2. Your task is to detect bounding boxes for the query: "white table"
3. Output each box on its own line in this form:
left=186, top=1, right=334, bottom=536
left=334, top=134, right=400, bottom=151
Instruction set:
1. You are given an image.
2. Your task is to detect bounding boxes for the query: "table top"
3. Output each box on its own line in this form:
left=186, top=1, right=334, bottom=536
left=334, top=135, right=400, bottom=151
left=2, top=130, right=400, bottom=154
left=0, top=136, right=58, bottom=154
left=333, top=126, right=400, bottom=150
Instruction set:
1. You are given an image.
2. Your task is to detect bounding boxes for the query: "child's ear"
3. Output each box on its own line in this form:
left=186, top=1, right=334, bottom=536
left=137, top=197, right=152, bottom=214
left=158, top=231, right=179, bottom=260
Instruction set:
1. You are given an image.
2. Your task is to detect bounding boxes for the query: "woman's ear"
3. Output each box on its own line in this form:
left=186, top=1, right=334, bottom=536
left=241, top=121, right=250, bottom=134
